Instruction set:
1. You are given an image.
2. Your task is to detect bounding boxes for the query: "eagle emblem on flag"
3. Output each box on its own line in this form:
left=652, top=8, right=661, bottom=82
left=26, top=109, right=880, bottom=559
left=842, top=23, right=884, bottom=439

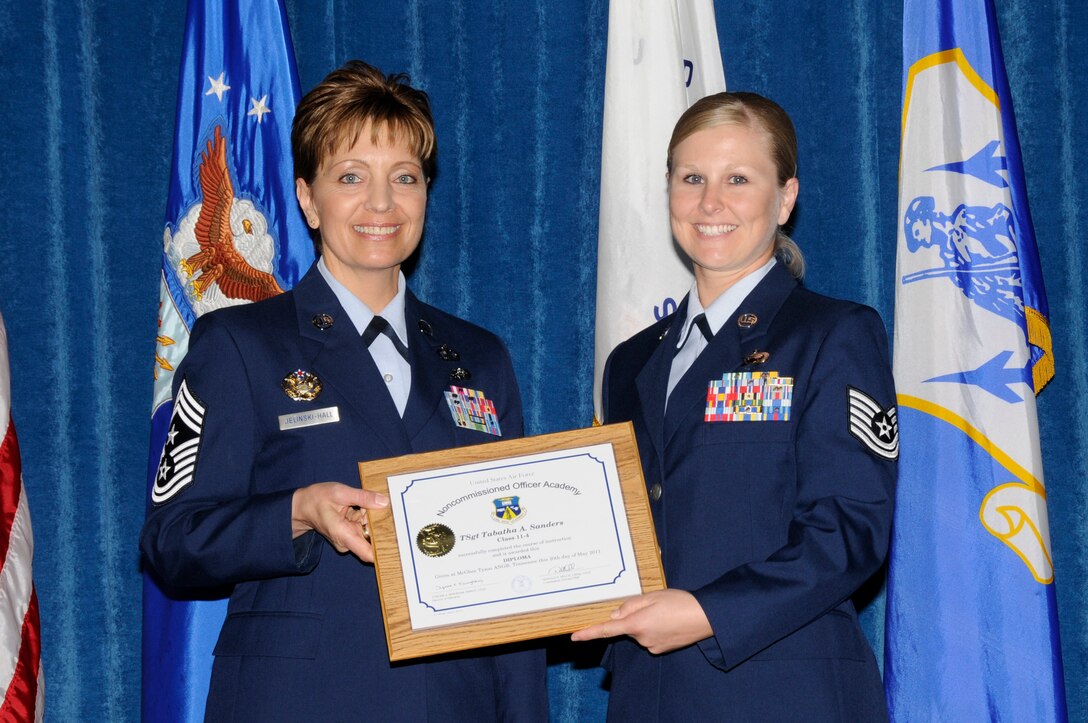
left=163, top=125, right=285, bottom=318
left=182, top=125, right=285, bottom=302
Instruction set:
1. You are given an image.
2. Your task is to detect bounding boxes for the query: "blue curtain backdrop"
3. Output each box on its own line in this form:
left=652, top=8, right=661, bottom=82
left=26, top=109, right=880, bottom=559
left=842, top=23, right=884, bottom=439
left=0, top=1, right=1083, bottom=720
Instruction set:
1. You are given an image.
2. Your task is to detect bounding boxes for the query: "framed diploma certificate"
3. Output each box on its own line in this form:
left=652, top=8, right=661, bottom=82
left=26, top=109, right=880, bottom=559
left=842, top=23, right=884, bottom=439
left=359, top=422, right=664, bottom=661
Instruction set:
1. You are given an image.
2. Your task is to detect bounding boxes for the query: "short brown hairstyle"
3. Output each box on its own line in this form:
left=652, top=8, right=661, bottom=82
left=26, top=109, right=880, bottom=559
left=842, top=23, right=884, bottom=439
left=667, top=92, right=805, bottom=278
left=291, top=60, right=437, bottom=185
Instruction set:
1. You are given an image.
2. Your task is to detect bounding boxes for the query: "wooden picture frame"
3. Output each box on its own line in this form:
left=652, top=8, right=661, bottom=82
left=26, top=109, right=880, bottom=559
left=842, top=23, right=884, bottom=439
left=359, top=422, right=664, bottom=661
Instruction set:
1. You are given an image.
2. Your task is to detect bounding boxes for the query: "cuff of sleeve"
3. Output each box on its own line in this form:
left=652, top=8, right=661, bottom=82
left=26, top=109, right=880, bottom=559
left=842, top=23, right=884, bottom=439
left=691, top=588, right=730, bottom=671
left=292, top=530, right=321, bottom=571
left=695, top=635, right=728, bottom=670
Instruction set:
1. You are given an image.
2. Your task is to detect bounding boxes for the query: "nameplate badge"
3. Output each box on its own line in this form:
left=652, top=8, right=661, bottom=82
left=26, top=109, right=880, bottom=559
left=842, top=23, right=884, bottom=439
left=278, top=406, right=341, bottom=431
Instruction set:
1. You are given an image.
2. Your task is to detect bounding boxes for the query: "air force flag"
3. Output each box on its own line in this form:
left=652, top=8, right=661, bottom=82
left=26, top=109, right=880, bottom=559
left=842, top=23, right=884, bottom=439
left=885, top=0, right=1066, bottom=719
left=144, top=0, right=312, bottom=720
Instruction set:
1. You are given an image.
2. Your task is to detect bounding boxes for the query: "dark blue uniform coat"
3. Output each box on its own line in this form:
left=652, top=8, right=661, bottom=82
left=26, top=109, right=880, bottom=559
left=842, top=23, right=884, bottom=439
left=141, top=266, right=547, bottom=722
left=602, top=263, right=896, bottom=722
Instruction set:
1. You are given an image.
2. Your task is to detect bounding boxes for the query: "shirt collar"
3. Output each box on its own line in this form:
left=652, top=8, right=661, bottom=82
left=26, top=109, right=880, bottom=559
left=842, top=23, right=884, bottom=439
left=317, top=257, right=409, bottom=346
left=676, top=258, right=777, bottom=348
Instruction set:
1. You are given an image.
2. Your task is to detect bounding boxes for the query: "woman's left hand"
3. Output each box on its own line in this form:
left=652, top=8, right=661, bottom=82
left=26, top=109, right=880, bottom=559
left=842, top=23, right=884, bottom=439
left=291, top=481, right=388, bottom=562
left=570, top=589, right=713, bottom=654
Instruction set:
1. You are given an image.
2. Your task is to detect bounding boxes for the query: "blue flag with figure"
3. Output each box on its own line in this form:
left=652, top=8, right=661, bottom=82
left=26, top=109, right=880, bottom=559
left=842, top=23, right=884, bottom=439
left=885, top=0, right=1065, bottom=719
left=144, top=0, right=312, bottom=719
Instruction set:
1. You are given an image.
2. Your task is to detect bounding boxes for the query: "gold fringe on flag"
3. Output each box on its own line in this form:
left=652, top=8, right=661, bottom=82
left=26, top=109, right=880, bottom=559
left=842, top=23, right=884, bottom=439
left=1026, top=306, right=1055, bottom=394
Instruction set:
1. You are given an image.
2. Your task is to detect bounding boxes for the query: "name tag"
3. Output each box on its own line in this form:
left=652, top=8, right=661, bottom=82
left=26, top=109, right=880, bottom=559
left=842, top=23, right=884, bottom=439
left=278, top=406, right=340, bottom=431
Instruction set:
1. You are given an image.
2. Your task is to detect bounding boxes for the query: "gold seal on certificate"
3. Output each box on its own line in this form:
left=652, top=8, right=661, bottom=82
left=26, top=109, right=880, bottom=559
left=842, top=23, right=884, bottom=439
left=359, top=423, right=664, bottom=661
left=416, top=523, right=455, bottom=557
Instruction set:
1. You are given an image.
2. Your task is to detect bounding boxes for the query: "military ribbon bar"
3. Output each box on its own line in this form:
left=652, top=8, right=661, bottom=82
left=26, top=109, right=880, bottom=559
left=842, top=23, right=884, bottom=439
left=705, top=371, right=793, bottom=422
left=444, top=385, right=502, bottom=436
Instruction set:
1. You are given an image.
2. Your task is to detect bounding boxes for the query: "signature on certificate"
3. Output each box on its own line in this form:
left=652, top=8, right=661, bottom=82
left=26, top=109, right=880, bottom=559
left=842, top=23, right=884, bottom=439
left=547, top=562, right=577, bottom=574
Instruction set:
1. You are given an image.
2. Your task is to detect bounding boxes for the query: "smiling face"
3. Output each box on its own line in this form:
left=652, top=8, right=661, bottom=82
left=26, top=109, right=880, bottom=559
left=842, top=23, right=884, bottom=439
left=668, top=121, right=798, bottom=304
left=296, top=123, right=427, bottom=308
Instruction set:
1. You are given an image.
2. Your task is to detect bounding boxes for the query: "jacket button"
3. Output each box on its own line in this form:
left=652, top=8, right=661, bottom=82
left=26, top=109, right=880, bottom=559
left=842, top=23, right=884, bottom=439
left=649, top=483, right=662, bottom=501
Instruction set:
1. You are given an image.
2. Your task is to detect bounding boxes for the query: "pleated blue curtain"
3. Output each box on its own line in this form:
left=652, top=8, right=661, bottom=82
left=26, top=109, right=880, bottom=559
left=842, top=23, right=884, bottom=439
left=0, top=1, right=1084, bottom=720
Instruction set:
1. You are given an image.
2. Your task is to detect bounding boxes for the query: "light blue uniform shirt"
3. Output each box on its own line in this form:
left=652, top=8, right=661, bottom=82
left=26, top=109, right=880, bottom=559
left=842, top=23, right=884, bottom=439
left=317, top=258, right=411, bottom=416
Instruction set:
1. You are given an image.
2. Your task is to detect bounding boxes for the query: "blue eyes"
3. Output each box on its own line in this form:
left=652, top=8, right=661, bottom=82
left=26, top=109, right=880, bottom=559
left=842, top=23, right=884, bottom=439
left=337, top=173, right=418, bottom=185
left=682, top=174, right=748, bottom=185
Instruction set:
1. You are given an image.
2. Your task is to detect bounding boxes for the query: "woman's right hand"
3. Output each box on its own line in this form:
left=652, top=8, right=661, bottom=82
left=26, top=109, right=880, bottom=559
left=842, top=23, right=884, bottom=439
left=570, top=589, right=713, bottom=654
left=291, top=482, right=389, bottom=562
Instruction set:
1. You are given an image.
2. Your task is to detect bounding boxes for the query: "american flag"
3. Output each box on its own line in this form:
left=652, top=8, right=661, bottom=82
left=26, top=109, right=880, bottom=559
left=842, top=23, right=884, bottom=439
left=0, top=313, right=43, bottom=720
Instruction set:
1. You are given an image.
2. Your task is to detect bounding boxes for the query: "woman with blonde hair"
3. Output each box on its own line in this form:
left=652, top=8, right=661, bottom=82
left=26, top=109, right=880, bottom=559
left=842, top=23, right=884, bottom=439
left=575, top=92, right=896, bottom=721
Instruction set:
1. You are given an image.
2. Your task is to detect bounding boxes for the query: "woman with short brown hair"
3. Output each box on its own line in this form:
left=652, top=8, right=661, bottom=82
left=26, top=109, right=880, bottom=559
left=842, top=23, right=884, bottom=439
left=142, top=60, right=547, bottom=721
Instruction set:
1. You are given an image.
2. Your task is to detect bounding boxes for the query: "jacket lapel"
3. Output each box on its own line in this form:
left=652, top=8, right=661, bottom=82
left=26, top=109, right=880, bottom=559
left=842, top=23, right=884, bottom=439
left=400, top=293, right=449, bottom=441
left=292, top=266, right=411, bottom=454
left=635, top=300, right=686, bottom=466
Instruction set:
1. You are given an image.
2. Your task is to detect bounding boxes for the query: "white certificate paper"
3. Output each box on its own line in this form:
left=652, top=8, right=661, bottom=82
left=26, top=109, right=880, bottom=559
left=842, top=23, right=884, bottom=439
left=386, top=441, right=642, bottom=630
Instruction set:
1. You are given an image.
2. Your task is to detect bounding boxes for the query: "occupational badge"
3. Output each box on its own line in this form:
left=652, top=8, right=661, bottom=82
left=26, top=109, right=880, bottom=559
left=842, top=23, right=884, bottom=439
left=437, top=344, right=460, bottom=361
left=847, top=387, right=899, bottom=459
left=416, top=523, right=455, bottom=557
left=151, top=378, right=205, bottom=505
left=705, top=371, right=793, bottom=422
left=492, top=496, right=524, bottom=523
left=444, top=386, right=502, bottom=436
left=744, top=350, right=770, bottom=366
left=281, top=369, right=322, bottom=401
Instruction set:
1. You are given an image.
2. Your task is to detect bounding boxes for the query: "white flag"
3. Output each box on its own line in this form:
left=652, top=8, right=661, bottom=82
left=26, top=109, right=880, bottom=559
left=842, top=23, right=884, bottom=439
left=593, top=0, right=725, bottom=419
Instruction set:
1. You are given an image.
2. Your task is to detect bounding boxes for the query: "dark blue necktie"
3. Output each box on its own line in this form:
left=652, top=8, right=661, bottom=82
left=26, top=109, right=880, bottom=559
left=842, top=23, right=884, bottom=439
left=362, top=315, right=409, bottom=361
left=692, top=313, right=713, bottom=342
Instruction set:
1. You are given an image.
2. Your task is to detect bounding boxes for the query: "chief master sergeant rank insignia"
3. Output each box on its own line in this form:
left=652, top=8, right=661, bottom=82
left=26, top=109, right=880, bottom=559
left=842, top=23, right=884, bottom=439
left=152, top=378, right=206, bottom=505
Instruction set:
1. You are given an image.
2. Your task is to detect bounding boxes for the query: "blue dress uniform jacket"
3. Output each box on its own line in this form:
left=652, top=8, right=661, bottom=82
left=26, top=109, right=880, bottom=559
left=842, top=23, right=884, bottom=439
left=141, top=265, right=547, bottom=722
left=602, top=263, right=896, bottom=722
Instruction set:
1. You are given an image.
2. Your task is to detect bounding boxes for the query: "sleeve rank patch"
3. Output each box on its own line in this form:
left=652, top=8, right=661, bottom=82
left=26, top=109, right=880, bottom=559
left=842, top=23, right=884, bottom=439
left=152, top=378, right=206, bottom=505
left=847, top=386, right=899, bottom=460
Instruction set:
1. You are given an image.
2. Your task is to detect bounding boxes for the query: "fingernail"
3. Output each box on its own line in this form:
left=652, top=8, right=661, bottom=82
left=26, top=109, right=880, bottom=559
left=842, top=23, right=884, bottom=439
left=375, top=494, right=389, bottom=507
